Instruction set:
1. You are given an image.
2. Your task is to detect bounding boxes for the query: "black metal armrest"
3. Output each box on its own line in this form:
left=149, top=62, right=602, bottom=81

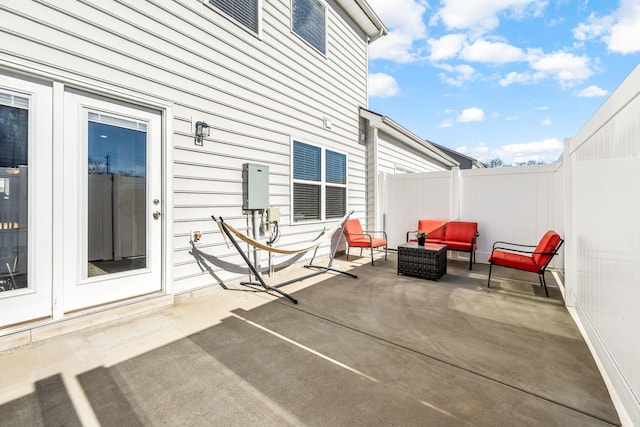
left=491, top=240, right=537, bottom=250
left=492, top=246, right=557, bottom=256
left=364, top=230, right=387, bottom=240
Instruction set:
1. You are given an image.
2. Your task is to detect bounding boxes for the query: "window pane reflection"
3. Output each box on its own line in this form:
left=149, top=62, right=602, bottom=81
left=87, top=115, right=147, bottom=277
left=0, top=99, right=29, bottom=292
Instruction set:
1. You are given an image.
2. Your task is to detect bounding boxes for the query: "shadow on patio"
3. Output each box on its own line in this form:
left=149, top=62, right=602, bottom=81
left=0, top=253, right=620, bottom=426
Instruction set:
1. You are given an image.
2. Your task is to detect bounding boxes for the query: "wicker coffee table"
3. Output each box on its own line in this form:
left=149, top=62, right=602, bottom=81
left=397, top=242, right=447, bottom=281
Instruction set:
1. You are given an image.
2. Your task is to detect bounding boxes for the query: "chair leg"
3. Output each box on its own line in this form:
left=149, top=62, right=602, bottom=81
left=346, top=246, right=350, bottom=260
left=487, top=263, right=493, bottom=288
left=384, top=244, right=387, bottom=260
left=370, top=244, right=374, bottom=265
left=539, top=272, right=549, bottom=297
left=468, top=250, right=473, bottom=270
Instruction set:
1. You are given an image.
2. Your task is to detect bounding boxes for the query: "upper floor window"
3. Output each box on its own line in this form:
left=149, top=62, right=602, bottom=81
left=292, top=140, right=346, bottom=222
left=209, top=0, right=260, bottom=34
left=292, top=0, right=326, bottom=55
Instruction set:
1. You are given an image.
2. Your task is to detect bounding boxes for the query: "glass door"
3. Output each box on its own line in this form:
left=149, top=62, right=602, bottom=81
left=0, top=76, right=53, bottom=327
left=63, top=90, right=162, bottom=311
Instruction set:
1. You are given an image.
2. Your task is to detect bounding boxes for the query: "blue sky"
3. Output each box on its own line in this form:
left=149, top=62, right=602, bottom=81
left=366, top=0, right=640, bottom=165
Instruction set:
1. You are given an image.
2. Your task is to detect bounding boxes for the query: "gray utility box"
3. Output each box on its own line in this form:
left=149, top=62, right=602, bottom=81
left=242, top=163, right=269, bottom=210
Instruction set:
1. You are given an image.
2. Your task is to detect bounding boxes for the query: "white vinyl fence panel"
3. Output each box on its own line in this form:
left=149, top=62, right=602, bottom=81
left=383, top=166, right=562, bottom=265
left=565, top=64, right=640, bottom=424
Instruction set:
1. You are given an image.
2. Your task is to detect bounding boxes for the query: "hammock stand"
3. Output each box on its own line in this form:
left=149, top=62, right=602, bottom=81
left=212, top=214, right=357, bottom=304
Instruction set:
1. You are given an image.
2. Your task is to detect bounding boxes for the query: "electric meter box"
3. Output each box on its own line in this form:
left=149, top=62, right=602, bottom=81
left=242, top=163, right=269, bottom=210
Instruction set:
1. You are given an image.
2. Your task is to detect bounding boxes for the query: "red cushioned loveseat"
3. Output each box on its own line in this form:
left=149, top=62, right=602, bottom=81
left=407, top=220, right=479, bottom=270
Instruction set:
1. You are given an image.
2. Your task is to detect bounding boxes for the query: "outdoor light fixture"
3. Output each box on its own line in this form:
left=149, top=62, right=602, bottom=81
left=194, top=121, right=210, bottom=146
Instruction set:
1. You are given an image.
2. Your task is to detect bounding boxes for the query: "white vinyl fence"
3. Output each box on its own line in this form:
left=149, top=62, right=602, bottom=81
left=563, top=65, right=640, bottom=424
left=382, top=163, right=564, bottom=268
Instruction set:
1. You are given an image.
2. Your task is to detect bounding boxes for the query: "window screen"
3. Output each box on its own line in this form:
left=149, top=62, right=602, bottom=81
left=209, top=0, right=259, bottom=33
left=325, top=186, right=345, bottom=219
left=292, top=141, right=346, bottom=222
left=292, top=0, right=326, bottom=54
left=326, top=150, right=346, bottom=185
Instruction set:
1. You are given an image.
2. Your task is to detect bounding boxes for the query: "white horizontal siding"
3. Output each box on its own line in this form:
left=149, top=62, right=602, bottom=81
left=0, top=0, right=370, bottom=292
left=377, top=131, right=449, bottom=174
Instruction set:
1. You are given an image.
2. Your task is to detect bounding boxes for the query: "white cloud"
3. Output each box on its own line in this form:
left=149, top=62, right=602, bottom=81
left=370, top=32, right=424, bottom=63
left=573, top=13, right=612, bottom=43
left=541, top=118, right=552, bottom=126
left=428, top=33, right=467, bottom=61
left=367, top=0, right=429, bottom=62
left=368, top=73, right=400, bottom=98
left=530, top=51, right=593, bottom=87
left=458, top=138, right=563, bottom=164
left=438, top=119, right=454, bottom=128
left=573, top=0, right=640, bottom=54
left=434, top=0, right=548, bottom=34
left=607, top=0, right=640, bottom=54
left=578, top=85, right=608, bottom=97
left=455, top=143, right=490, bottom=158
left=499, top=70, right=545, bottom=86
left=501, top=51, right=593, bottom=87
left=436, top=64, right=477, bottom=86
left=499, top=138, right=563, bottom=163
left=457, top=107, right=486, bottom=122
left=459, top=39, right=527, bottom=63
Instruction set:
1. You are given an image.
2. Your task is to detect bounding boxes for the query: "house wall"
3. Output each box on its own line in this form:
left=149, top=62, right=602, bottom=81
left=0, top=1, right=371, bottom=299
left=376, top=131, right=449, bottom=174
left=565, top=64, right=640, bottom=424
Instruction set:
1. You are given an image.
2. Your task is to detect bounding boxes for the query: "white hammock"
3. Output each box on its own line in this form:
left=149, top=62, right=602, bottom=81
left=214, top=216, right=344, bottom=255
left=211, top=211, right=356, bottom=304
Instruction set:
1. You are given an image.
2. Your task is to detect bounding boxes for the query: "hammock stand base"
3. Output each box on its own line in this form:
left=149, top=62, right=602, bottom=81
left=270, top=235, right=358, bottom=290
left=214, top=216, right=357, bottom=304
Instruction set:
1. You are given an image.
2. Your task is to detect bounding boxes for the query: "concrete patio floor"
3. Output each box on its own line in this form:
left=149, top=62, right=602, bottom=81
left=0, top=252, right=622, bottom=426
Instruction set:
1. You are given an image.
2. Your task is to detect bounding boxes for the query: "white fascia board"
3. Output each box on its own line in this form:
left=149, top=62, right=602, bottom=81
left=335, top=0, right=388, bottom=43
left=360, top=109, right=458, bottom=168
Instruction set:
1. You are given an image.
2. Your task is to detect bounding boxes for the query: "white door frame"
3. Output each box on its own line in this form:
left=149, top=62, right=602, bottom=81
left=0, top=73, right=53, bottom=326
left=61, top=89, right=164, bottom=312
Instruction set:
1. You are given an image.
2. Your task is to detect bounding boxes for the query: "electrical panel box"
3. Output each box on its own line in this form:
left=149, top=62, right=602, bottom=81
left=242, top=163, right=269, bottom=210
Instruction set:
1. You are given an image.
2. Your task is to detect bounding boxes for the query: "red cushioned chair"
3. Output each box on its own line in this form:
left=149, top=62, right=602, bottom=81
left=441, top=221, right=478, bottom=270
left=487, top=230, right=564, bottom=297
left=344, top=219, right=387, bottom=266
left=406, top=219, right=447, bottom=244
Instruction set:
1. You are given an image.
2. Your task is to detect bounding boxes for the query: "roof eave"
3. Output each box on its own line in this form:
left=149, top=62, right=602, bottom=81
left=360, top=109, right=459, bottom=168
left=335, top=0, right=388, bottom=43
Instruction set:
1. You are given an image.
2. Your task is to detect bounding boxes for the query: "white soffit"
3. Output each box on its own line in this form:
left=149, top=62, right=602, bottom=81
left=335, top=0, right=388, bottom=43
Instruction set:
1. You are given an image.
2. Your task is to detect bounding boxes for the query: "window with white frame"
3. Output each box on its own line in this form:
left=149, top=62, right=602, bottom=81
left=291, top=0, right=326, bottom=54
left=293, top=140, right=346, bottom=222
left=209, top=0, right=260, bottom=34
